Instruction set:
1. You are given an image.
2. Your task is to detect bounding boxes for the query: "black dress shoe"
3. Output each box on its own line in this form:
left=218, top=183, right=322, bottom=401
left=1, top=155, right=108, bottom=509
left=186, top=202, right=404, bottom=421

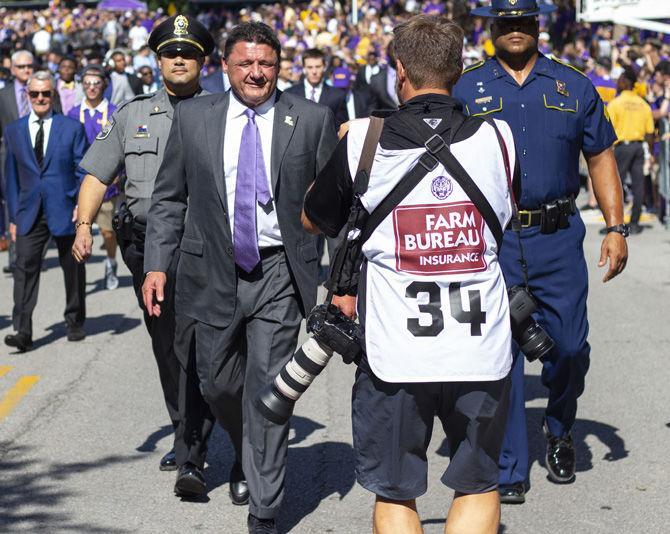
left=544, top=422, right=576, bottom=484
left=3, top=265, right=14, bottom=274
left=5, top=333, right=33, bottom=352
left=499, top=483, right=525, bottom=504
left=174, top=463, right=206, bottom=498
left=247, top=514, right=278, bottom=534
left=67, top=326, right=86, bottom=342
left=159, top=449, right=177, bottom=471
left=229, top=461, right=249, bottom=505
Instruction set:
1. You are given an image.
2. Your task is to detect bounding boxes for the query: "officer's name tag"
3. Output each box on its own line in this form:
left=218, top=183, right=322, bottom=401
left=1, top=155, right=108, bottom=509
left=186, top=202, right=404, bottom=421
left=475, top=96, right=493, bottom=105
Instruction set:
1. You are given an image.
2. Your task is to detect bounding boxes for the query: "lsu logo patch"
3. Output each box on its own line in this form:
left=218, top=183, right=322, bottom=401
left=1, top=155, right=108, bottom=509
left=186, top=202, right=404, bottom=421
left=393, top=202, right=487, bottom=275
left=431, top=176, right=453, bottom=200
left=96, top=118, right=115, bottom=140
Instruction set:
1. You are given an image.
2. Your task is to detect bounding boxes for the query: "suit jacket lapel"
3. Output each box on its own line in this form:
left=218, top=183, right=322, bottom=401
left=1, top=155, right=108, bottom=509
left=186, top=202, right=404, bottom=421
left=41, top=114, right=59, bottom=170
left=206, top=93, right=229, bottom=211
left=271, top=94, right=297, bottom=193
left=21, top=117, right=40, bottom=173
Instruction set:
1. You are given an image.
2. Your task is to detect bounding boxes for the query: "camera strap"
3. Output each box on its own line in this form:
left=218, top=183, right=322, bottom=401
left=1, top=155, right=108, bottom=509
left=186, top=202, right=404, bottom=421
left=359, top=111, right=504, bottom=251
left=325, top=116, right=384, bottom=302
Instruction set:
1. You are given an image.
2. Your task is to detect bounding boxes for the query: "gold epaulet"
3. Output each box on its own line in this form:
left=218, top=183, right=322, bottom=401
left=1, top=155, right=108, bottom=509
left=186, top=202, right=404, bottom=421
left=463, top=60, right=485, bottom=75
left=550, top=55, right=588, bottom=78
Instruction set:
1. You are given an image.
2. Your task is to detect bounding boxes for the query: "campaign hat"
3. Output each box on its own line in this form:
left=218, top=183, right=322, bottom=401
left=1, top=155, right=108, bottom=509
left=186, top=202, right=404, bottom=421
left=148, top=15, right=215, bottom=57
left=471, top=0, right=557, bottom=18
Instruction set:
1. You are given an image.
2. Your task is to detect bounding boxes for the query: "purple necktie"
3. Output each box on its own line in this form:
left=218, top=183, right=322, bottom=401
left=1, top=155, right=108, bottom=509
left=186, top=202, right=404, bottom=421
left=233, top=108, right=272, bottom=273
left=310, top=87, right=316, bottom=102
left=19, top=86, right=30, bottom=117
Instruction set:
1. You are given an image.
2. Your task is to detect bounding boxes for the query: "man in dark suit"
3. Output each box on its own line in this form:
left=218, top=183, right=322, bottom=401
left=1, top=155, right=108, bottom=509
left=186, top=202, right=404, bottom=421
left=369, top=51, right=400, bottom=111
left=4, top=70, right=88, bottom=352
left=143, top=22, right=337, bottom=533
left=0, top=50, right=35, bottom=274
left=200, top=40, right=231, bottom=94
left=286, top=48, right=348, bottom=127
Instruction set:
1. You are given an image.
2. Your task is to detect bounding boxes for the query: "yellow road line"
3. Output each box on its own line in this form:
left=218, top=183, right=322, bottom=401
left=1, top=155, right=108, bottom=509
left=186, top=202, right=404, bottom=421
left=0, top=376, right=39, bottom=422
left=0, top=366, right=12, bottom=378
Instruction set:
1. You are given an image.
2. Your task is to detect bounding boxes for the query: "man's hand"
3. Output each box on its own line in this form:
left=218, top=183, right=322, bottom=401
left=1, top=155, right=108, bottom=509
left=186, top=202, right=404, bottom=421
left=142, top=271, right=167, bottom=317
left=332, top=294, right=357, bottom=320
left=598, top=232, right=628, bottom=282
left=9, top=223, right=16, bottom=243
left=71, top=225, right=93, bottom=263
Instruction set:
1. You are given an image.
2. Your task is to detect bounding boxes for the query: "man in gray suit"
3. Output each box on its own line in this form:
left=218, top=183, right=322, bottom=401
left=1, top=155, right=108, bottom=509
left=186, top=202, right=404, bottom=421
left=1, top=51, right=35, bottom=273
left=142, top=22, right=337, bottom=533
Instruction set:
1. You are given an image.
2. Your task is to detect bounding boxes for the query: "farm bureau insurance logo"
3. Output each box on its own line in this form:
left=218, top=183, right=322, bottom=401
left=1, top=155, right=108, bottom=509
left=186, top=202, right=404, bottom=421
left=393, top=202, right=487, bottom=275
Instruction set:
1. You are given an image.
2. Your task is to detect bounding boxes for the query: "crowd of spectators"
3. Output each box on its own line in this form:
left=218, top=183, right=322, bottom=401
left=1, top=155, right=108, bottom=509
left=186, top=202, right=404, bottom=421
left=1, top=0, right=670, bottom=214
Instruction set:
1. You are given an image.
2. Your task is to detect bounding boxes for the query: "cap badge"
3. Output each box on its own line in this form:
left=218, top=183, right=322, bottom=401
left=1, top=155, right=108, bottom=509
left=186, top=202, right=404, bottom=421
left=174, top=15, right=189, bottom=36
left=509, top=0, right=518, bottom=5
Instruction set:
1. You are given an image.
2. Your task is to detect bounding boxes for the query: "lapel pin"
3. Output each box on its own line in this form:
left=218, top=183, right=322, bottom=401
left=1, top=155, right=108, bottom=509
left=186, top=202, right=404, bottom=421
left=284, top=115, right=294, bottom=127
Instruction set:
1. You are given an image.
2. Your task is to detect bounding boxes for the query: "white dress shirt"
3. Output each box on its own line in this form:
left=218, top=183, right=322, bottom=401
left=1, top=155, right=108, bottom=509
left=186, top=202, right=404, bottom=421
left=303, top=79, right=323, bottom=103
left=224, top=91, right=282, bottom=248
left=82, top=98, right=110, bottom=117
left=28, top=110, right=53, bottom=153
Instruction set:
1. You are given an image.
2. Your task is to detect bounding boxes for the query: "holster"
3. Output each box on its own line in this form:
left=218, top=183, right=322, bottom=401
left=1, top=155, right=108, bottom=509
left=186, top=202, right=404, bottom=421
left=112, top=202, right=134, bottom=242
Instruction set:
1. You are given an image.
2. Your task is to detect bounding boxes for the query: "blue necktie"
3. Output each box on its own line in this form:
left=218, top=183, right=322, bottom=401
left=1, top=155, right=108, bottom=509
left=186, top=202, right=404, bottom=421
left=233, top=108, right=272, bottom=273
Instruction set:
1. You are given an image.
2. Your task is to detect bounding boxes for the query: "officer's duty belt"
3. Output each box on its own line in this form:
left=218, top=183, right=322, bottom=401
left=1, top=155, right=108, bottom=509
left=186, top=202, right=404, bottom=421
left=517, top=196, right=576, bottom=229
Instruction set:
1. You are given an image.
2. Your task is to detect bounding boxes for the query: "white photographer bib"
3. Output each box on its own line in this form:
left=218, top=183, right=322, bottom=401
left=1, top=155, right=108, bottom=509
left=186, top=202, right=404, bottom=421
left=348, top=117, right=515, bottom=382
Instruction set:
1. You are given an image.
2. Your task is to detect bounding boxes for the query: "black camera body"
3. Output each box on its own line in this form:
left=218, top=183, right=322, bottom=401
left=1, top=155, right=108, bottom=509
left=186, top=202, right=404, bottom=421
left=507, top=285, right=555, bottom=362
left=306, top=304, right=364, bottom=364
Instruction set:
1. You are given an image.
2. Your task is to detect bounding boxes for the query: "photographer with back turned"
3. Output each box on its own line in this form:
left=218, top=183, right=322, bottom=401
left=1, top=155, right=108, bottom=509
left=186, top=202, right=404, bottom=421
left=301, top=15, right=518, bottom=533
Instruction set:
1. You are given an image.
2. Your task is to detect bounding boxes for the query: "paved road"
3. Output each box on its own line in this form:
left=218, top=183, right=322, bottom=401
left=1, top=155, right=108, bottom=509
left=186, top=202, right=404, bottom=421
left=1, top=214, right=669, bottom=533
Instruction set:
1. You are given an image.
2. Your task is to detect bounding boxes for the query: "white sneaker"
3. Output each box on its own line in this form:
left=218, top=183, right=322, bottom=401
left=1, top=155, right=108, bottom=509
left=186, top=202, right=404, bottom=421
left=105, top=260, right=119, bottom=290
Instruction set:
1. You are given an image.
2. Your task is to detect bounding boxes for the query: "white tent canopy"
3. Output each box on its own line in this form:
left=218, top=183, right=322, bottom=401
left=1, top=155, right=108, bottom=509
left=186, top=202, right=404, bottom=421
left=577, top=0, right=670, bottom=34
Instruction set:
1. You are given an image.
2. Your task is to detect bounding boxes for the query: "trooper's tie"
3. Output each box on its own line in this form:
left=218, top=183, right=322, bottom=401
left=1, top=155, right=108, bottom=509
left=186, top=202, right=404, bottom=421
left=233, top=108, right=272, bottom=273
left=34, top=118, right=44, bottom=168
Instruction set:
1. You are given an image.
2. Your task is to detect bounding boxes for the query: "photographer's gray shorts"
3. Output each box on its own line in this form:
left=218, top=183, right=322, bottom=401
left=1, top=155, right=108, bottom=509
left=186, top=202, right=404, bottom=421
left=352, top=369, right=510, bottom=499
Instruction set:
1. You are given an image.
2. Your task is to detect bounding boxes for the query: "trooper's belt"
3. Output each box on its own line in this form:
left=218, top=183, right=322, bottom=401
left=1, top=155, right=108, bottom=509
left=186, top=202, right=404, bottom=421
left=517, top=196, right=577, bottom=228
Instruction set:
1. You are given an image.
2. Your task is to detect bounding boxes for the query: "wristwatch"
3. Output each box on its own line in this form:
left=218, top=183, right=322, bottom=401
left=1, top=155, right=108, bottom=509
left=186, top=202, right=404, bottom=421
left=605, top=224, right=629, bottom=237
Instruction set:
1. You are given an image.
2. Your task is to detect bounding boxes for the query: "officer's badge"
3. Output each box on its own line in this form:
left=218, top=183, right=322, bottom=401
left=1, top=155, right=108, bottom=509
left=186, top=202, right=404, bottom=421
left=174, top=15, right=189, bottom=36
left=96, top=119, right=115, bottom=140
left=556, top=80, right=569, bottom=96
left=134, top=125, right=150, bottom=138
left=431, top=176, right=453, bottom=200
left=423, top=118, right=442, bottom=129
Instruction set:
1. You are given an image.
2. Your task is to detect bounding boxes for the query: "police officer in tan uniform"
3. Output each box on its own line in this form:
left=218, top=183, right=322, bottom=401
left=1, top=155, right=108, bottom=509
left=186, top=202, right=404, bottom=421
left=72, top=15, right=215, bottom=476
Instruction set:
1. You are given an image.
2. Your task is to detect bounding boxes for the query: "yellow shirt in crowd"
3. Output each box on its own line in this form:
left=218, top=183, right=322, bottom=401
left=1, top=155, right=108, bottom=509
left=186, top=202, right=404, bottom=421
left=607, top=90, right=654, bottom=143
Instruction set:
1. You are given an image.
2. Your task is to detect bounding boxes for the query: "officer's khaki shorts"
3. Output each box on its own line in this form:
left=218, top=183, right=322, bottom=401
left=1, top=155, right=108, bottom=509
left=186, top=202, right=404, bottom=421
left=96, top=198, right=118, bottom=232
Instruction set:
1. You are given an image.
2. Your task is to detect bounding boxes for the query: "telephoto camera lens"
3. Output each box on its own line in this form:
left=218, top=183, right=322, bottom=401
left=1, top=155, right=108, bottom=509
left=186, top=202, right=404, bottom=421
left=508, top=286, right=555, bottom=362
left=255, top=337, right=334, bottom=424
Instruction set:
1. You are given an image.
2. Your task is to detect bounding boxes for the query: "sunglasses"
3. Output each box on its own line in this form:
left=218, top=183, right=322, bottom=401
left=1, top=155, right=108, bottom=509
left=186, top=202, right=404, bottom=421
left=14, top=64, right=34, bottom=70
left=83, top=80, right=103, bottom=87
left=28, top=90, right=53, bottom=99
left=161, top=50, right=200, bottom=60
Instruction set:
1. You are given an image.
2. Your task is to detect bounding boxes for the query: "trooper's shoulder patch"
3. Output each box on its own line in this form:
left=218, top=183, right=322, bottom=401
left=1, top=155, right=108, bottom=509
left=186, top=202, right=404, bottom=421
left=96, top=118, right=115, bottom=140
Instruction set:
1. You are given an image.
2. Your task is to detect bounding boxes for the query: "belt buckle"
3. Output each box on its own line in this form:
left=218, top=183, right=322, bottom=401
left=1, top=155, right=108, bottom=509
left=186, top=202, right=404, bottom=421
left=518, top=211, right=531, bottom=228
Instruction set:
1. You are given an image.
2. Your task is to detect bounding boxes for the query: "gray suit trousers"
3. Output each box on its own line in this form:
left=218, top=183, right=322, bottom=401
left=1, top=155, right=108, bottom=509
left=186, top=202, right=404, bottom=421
left=175, top=248, right=302, bottom=519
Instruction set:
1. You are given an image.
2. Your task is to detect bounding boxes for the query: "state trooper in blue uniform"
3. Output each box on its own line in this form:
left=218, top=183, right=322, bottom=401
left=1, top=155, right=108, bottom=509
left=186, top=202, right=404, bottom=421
left=453, top=0, right=629, bottom=504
